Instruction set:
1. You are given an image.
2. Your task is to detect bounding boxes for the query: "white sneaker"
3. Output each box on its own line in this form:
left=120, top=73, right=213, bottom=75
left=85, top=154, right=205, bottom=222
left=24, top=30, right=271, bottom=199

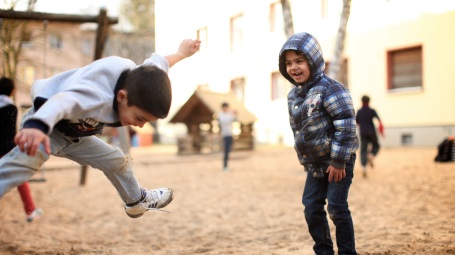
left=124, top=188, right=173, bottom=218
left=26, top=208, right=43, bottom=222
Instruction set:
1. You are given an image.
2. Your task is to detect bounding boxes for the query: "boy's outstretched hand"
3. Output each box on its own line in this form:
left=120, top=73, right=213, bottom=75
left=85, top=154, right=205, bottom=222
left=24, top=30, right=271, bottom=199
left=14, top=128, right=51, bottom=156
left=178, top=39, right=201, bottom=58
left=166, top=39, right=201, bottom=68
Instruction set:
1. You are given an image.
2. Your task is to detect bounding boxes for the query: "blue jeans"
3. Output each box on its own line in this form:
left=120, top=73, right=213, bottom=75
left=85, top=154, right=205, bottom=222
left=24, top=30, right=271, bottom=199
left=222, top=136, right=233, bottom=168
left=302, top=154, right=357, bottom=255
left=0, top=108, right=143, bottom=204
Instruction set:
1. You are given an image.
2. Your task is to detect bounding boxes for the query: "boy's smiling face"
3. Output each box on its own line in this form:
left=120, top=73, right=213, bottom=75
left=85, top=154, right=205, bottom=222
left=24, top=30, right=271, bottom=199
left=284, top=50, right=311, bottom=84
left=117, top=89, right=158, bottom=127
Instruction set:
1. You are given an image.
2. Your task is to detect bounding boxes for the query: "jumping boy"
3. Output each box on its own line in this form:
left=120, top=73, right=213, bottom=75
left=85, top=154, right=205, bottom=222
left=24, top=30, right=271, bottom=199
left=0, top=39, right=201, bottom=218
left=279, top=32, right=359, bottom=254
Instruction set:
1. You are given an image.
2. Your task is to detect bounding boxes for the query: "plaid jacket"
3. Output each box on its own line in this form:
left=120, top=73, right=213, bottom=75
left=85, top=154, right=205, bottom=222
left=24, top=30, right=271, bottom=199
left=279, top=32, right=358, bottom=176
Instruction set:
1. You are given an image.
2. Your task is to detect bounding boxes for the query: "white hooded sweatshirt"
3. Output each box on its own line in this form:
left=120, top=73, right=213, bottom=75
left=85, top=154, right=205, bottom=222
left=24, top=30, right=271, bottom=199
left=26, top=53, right=168, bottom=136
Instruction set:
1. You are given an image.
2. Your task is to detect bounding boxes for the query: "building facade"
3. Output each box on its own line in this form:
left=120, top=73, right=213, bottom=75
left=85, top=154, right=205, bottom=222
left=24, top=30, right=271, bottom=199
left=155, top=0, right=455, bottom=147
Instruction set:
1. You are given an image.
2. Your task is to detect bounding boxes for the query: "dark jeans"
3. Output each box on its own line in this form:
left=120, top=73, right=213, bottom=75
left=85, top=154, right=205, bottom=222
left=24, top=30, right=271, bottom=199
left=360, top=134, right=380, bottom=167
left=223, top=136, right=233, bottom=168
left=302, top=154, right=356, bottom=255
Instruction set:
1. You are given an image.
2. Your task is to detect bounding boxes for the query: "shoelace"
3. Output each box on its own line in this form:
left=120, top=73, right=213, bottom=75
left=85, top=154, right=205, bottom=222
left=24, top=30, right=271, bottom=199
left=145, top=208, right=172, bottom=213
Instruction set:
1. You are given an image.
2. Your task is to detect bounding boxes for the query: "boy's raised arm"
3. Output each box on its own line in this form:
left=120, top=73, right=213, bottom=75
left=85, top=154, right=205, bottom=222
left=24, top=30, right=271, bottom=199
left=165, top=39, right=201, bottom=68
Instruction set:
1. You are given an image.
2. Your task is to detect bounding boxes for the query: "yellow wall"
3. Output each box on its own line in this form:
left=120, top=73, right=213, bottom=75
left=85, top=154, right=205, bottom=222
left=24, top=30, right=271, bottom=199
left=348, top=11, right=455, bottom=127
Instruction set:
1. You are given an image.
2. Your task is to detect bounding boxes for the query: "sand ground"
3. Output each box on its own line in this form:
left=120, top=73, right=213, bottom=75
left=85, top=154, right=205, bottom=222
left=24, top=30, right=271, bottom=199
left=0, top=145, right=454, bottom=255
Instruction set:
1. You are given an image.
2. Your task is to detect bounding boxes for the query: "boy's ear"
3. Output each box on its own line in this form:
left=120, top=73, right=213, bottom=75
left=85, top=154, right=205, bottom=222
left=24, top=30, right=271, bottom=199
left=117, top=89, right=128, bottom=102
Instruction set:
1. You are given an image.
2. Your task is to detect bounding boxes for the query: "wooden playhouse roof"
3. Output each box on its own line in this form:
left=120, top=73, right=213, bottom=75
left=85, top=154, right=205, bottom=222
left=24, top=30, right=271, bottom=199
left=170, top=90, right=256, bottom=125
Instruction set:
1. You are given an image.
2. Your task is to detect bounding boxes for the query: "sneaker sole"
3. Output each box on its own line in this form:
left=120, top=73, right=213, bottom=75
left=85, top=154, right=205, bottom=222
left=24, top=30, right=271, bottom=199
left=126, top=190, right=174, bottom=218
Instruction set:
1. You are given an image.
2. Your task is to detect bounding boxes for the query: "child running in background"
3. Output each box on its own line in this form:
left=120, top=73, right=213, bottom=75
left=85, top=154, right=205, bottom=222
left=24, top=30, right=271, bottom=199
left=356, top=95, right=384, bottom=177
left=218, top=102, right=238, bottom=172
left=0, top=77, right=43, bottom=222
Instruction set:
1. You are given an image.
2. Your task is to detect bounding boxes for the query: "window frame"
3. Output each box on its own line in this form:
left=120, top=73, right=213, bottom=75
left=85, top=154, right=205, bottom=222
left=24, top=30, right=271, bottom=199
left=387, top=45, right=423, bottom=92
left=230, top=13, right=244, bottom=53
left=197, top=27, right=208, bottom=51
left=49, top=33, right=63, bottom=49
left=230, top=77, right=245, bottom=102
left=271, top=72, right=293, bottom=100
left=269, top=2, right=283, bottom=32
left=324, top=58, right=349, bottom=88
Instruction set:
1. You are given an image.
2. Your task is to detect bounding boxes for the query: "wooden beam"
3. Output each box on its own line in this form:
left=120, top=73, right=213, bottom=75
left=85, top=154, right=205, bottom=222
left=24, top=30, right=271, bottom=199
left=0, top=9, right=118, bottom=186
left=0, top=9, right=118, bottom=24
left=93, top=8, right=110, bottom=60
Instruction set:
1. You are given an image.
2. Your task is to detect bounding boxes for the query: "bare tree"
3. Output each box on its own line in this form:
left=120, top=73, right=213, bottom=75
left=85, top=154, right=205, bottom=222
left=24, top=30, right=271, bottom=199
left=280, top=0, right=294, bottom=38
left=114, top=0, right=155, bottom=61
left=0, top=0, right=36, bottom=80
left=328, top=0, right=351, bottom=80
left=120, top=0, right=155, bottom=35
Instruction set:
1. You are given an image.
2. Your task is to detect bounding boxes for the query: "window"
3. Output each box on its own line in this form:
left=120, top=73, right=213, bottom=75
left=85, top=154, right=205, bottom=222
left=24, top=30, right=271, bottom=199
left=21, top=30, right=33, bottom=48
left=401, top=133, right=413, bottom=146
left=387, top=46, right=423, bottom=90
left=18, top=66, right=36, bottom=86
left=49, top=33, right=63, bottom=49
left=230, top=14, right=243, bottom=53
left=230, top=77, right=245, bottom=102
left=321, top=0, right=329, bottom=18
left=269, top=2, right=283, bottom=32
left=321, top=0, right=342, bottom=19
left=197, top=27, right=208, bottom=51
left=81, top=38, right=92, bottom=56
left=324, top=59, right=349, bottom=87
left=271, top=72, right=293, bottom=100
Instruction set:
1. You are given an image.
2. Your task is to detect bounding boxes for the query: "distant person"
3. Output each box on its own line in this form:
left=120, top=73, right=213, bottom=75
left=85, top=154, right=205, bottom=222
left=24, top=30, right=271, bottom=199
left=218, top=102, right=237, bottom=172
left=0, top=77, right=43, bottom=222
left=434, top=136, right=455, bottom=162
left=279, top=32, right=359, bottom=255
left=0, top=39, right=201, bottom=218
left=356, top=95, right=384, bottom=177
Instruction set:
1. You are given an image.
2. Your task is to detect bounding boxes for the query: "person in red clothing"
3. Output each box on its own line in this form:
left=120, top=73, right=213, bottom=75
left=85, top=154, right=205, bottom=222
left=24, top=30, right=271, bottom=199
left=356, top=95, right=384, bottom=178
left=0, top=77, right=43, bottom=222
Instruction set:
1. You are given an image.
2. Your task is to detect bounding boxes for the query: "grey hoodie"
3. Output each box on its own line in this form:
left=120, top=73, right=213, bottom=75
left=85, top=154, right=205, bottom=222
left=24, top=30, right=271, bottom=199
left=25, top=53, right=168, bottom=137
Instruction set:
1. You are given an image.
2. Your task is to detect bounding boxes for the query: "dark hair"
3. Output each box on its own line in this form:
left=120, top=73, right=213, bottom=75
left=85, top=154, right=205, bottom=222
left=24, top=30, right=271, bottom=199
left=361, top=95, right=370, bottom=103
left=0, top=77, right=15, bottom=96
left=124, top=65, right=172, bottom=118
left=221, top=102, right=229, bottom=108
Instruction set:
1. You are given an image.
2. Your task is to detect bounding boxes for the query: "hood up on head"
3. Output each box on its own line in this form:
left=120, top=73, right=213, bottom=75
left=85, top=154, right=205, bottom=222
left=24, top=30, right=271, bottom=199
left=278, top=32, right=326, bottom=86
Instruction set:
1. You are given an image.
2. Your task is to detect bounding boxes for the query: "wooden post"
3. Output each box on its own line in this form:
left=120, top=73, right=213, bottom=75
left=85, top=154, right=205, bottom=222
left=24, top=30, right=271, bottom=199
left=80, top=165, right=88, bottom=185
left=93, top=7, right=109, bottom=60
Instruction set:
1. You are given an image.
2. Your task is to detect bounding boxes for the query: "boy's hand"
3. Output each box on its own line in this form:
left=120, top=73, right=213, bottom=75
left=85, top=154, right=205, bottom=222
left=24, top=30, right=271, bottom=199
left=166, top=39, right=201, bottom=68
left=326, top=165, right=346, bottom=182
left=178, top=39, right=201, bottom=58
left=14, top=128, right=51, bottom=156
left=379, top=122, right=385, bottom=137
